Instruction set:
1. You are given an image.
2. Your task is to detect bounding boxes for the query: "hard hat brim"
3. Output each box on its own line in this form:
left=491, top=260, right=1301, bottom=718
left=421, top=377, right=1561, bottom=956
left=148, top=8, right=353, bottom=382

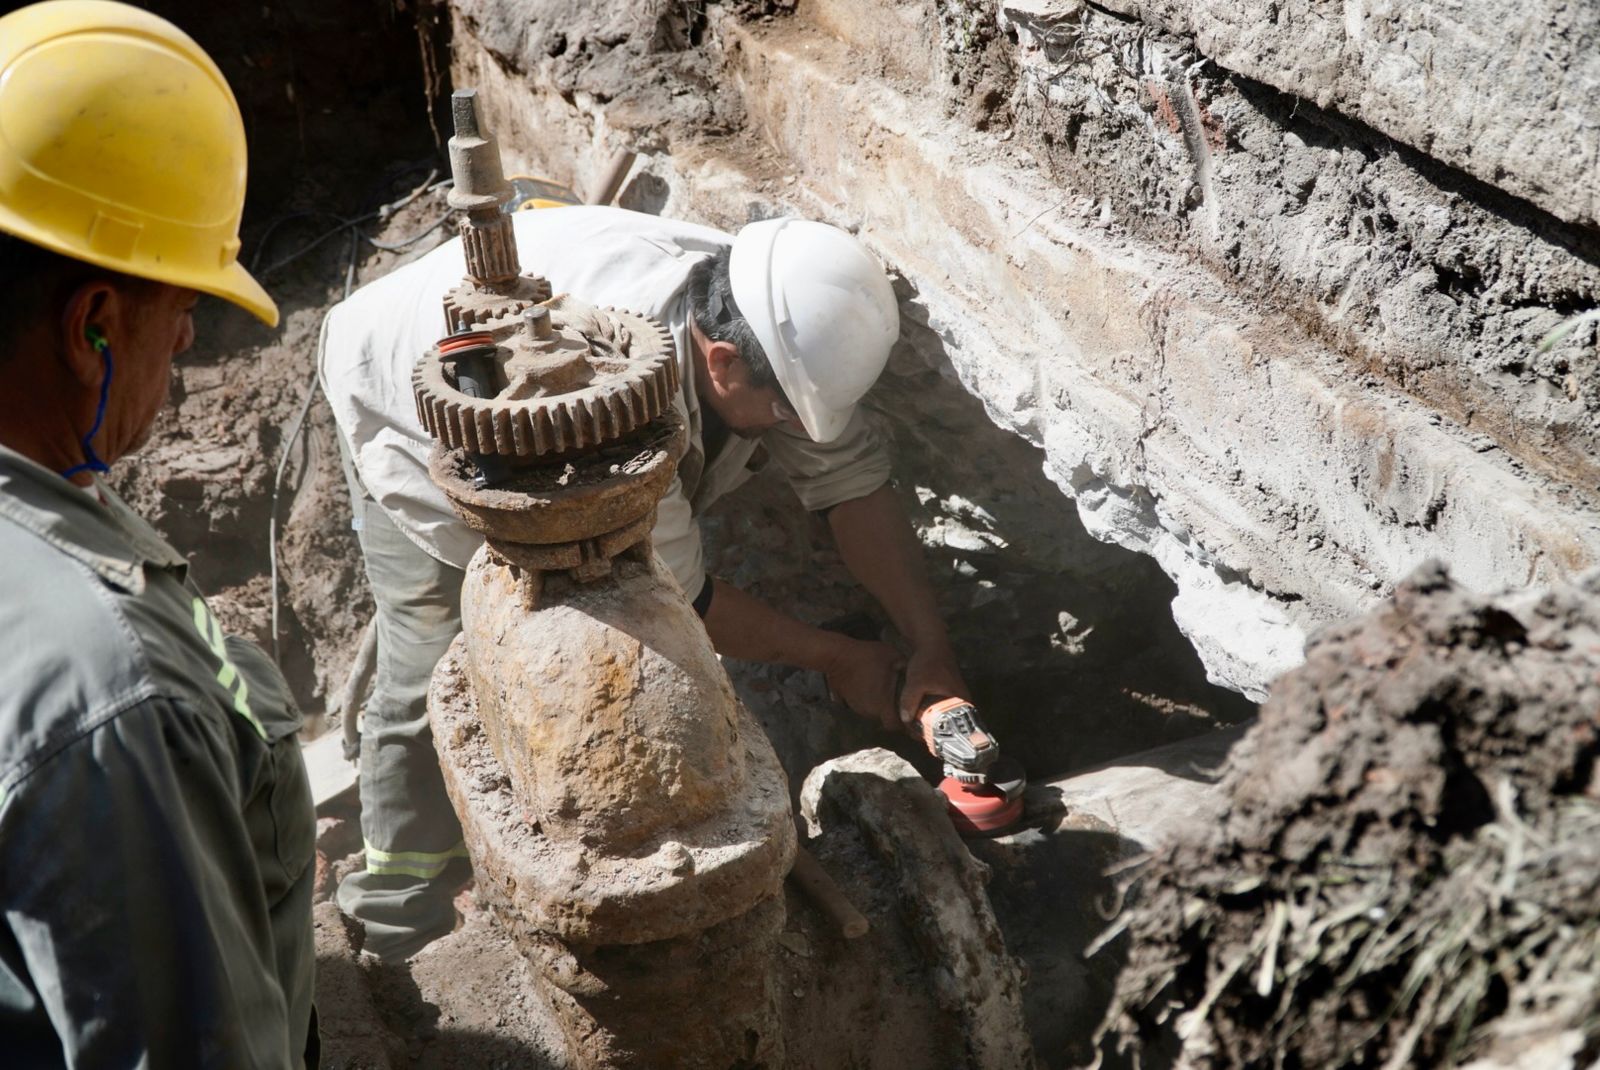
left=194, top=261, right=280, bottom=328
left=804, top=403, right=854, bottom=444
left=0, top=208, right=279, bottom=328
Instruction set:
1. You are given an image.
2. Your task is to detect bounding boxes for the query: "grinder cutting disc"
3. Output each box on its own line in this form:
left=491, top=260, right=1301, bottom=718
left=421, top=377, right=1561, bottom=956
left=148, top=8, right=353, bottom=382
left=938, top=756, right=1027, bottom=837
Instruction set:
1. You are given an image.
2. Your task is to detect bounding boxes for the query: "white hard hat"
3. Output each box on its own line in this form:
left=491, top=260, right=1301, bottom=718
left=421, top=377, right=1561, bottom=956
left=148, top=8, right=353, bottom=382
left=729, top=218, right=899, bottom=443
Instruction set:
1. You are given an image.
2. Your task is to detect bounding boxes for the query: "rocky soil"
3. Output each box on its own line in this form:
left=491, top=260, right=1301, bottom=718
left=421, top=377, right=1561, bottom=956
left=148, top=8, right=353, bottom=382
left=104, top=0, right=447, bottom=718
left=447, top=0, right=1600, bottom=701
left=109, top=181, right=465, bottom=719
left=996, top=0, right=1600, bottom=496
left=708, top=362, right=1256, bottom=796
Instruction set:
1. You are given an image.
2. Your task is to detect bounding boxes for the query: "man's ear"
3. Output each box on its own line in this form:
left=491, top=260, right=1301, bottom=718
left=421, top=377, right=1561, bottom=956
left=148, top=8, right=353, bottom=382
left=702, top=339, right=746, bottom=391
left=59, top=280, right=119, bottom=388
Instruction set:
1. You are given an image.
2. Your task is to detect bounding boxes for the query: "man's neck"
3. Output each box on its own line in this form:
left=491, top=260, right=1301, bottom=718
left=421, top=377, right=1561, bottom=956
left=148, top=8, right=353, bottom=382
left=0, top=346, right=97, bottom=486
left=0, top=428, right=94, bottom=486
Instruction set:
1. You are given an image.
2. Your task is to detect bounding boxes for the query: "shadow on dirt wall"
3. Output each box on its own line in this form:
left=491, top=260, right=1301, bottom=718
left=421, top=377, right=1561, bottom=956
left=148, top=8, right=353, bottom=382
left=706, top=361, right=1251, bottom=1064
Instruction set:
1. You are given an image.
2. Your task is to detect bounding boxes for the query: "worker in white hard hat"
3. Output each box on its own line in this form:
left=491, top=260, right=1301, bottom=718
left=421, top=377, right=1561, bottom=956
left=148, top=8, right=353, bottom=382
left=321, top=205, right=969, bottom=961
left=0, top=1, right=317, bottom=1066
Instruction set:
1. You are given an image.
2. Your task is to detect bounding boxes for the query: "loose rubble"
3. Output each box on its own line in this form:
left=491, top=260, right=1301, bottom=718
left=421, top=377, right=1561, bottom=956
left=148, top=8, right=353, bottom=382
left=1098, top=563, right=1600, bottom=1068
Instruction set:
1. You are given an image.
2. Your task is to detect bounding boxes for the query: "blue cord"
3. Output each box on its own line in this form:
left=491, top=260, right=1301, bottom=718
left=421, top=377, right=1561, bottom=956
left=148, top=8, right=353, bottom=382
left=61, top=331, right=113, bottom=479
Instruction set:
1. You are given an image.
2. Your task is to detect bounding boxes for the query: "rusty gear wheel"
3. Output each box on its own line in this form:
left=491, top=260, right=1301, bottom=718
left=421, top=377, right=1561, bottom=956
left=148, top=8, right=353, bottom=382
left=413, top=295, right=678, bottom=459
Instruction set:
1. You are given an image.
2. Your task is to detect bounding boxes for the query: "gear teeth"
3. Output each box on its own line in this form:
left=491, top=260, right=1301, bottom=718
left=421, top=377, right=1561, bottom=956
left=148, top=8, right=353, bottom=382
left=487, top=409, right=505, bottom=453
left=604, top=393, right=623, bottom=439
left=557, top=405, right=577, bottom=453
left=532, top=406, right=552, bottom=455
left=578, top=397, right=597, bottom=449
left=444, top=275, right=551, bottom=333
left=470, top=407, right=485, bottom=452
left=460, top=214, right=520, bottom=283
left=510, top=409, right=529, bottom=454
left=413, top=303, right=677, bottom=459
left=569, top=398, right=586, bottom=451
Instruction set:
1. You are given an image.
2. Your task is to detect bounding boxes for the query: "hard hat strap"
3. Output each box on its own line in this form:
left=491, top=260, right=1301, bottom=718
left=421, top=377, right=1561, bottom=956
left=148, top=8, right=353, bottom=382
left=60, top=337, right=114, bottom=480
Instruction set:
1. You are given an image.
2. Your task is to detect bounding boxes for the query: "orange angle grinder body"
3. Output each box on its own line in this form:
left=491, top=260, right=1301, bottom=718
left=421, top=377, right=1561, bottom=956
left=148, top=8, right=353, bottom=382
left=916, top=696, right=1027, bottom=836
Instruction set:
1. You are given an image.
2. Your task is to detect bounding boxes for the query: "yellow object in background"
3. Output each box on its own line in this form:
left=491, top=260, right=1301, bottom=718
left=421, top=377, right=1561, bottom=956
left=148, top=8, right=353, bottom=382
left=505, top=175, right=583, bottom=212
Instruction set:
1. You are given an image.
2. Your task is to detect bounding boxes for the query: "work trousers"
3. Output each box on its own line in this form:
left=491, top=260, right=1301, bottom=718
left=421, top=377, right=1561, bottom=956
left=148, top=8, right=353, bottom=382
left=334, top=441, right=470, bottom=961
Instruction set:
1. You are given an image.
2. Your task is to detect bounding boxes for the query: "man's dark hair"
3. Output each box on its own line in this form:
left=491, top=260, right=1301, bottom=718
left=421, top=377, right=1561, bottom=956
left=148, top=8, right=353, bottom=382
left=0, top=231, right=155, bottom=356
left=685, top=246, right=784, bottom=397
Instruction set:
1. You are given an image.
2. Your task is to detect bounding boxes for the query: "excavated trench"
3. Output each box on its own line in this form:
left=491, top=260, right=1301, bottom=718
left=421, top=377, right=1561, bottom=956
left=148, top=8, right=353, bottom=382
left=98, top=0, right=1600, bottom=1066
left=109, top=0, right=1254, bottom=794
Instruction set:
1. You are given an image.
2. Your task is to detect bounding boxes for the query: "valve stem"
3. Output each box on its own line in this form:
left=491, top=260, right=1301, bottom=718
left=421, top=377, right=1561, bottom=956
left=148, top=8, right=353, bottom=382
left=447, top=89, right=520, bottom=285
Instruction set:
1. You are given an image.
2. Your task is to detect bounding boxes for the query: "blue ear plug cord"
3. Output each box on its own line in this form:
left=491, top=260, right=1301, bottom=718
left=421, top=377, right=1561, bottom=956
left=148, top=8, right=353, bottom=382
left=60, top=327, right=113, bottom=479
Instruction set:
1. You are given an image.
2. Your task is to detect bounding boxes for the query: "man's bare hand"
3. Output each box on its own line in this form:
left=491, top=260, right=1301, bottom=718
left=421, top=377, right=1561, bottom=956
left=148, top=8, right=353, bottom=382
left=823, top=638, right=906, bottom=732
left=896, top=642, right=970, bottom=732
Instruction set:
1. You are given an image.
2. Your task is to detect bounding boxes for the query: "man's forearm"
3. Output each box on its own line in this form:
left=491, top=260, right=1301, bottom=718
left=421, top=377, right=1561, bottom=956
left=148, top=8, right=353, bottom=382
left=827, top=484, right=950, bottom=650
left=701, top=577, right=908, bottom=728
left=702, top=577, right=845, bottom=669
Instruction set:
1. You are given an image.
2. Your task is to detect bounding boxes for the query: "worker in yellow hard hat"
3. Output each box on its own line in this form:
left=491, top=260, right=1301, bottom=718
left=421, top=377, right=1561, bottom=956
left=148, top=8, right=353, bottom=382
left=0, top=3, right=317, bottom=1066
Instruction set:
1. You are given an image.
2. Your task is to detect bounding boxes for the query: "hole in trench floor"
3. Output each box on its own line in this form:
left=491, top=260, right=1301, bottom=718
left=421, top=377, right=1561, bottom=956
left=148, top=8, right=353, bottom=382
left=705, top=360, right=1258, bottom=797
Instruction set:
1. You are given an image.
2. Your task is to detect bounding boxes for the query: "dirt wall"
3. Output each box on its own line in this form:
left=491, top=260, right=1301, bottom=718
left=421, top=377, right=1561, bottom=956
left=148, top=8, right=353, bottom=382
left=440, top=0, right=1600, bottom=701
left=1088, top=0, right=1600, bottom=231
left=999, top=0, right=1600, bottom=501
left=1098, top=564, right=1600, bottom=1067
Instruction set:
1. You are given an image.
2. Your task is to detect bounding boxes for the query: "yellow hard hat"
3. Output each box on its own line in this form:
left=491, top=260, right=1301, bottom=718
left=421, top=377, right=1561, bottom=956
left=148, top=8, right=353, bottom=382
left=0, top=1, right=278, bottom=326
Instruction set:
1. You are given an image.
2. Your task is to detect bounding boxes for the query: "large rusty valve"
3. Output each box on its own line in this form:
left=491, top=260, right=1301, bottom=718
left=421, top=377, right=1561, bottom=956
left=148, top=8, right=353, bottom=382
left=416, top=85, right=688, bottom=583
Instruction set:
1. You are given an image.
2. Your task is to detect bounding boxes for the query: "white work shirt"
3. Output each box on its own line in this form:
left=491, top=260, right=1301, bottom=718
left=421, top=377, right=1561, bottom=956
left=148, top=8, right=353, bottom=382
left=319, top=206, right=891, bottom=599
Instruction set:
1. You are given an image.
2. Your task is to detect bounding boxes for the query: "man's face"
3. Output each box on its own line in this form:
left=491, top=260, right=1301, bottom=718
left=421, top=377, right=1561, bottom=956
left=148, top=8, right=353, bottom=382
left=713, top=383, right=805, bottom=440
left=692, top=321, right=807, bottom=439
left=99, top=282, right=197, bottom=459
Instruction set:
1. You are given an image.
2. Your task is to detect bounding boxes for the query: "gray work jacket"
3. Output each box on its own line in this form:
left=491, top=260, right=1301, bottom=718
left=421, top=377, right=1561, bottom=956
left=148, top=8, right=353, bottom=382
left=0, top=445, right=316, bottom=1068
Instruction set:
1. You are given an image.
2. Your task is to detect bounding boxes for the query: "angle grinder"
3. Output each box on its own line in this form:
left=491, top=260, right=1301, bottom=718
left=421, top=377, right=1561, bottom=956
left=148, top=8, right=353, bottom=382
left=914, top=695, right=1027, bottom=836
